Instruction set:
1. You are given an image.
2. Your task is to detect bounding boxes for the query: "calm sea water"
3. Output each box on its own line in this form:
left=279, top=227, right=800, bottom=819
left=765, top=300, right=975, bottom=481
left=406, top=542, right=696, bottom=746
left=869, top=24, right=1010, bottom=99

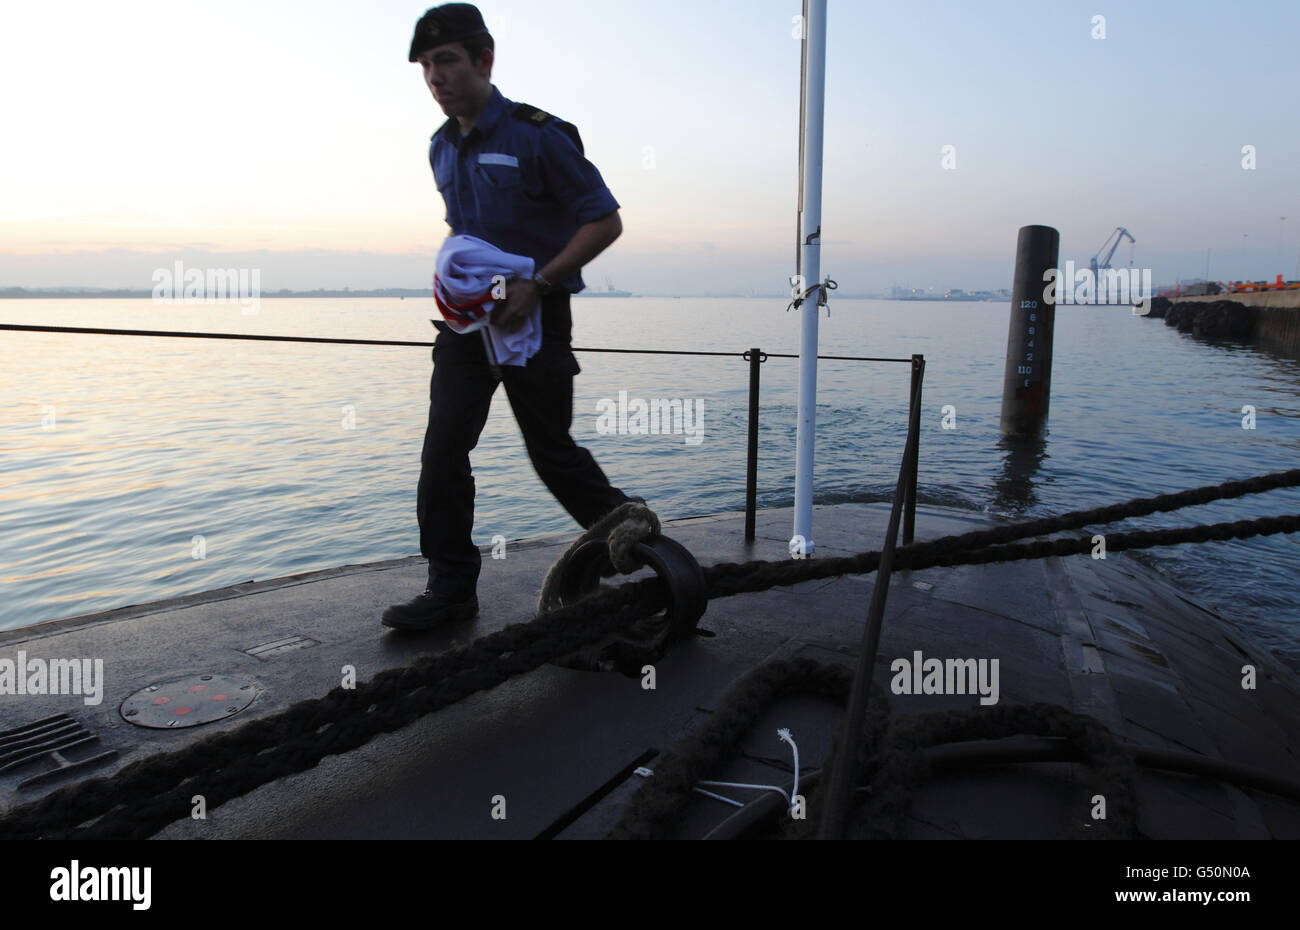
left=3, top=297, right=1298, bottom=668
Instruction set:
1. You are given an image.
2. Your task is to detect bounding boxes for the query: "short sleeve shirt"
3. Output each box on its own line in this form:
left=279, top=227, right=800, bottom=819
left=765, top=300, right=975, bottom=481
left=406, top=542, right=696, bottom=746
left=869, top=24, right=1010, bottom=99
left=429, top=85, right=619, bottom=294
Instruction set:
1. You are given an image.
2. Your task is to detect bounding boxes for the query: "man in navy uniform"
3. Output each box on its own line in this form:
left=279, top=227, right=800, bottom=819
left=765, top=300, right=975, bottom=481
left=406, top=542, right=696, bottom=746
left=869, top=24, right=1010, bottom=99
left=384, top=3, right=635, bottom=630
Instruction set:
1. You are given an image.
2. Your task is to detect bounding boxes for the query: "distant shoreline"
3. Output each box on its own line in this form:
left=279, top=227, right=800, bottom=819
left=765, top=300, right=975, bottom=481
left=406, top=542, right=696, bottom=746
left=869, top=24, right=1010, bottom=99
left=0, top=287, right=432, bottom=300
left=0, top=289, right=1002, bottom=301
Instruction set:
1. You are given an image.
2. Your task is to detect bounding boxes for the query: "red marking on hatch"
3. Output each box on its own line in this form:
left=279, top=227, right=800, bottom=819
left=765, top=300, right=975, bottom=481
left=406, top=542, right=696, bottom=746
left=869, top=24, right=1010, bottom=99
left=154, top=697, right=170, bottom=704
left=191, top=685, right=206, bottom=692
left=175, top=707, right=192, bottom=715
left=213, top=694, right=228, bottom=701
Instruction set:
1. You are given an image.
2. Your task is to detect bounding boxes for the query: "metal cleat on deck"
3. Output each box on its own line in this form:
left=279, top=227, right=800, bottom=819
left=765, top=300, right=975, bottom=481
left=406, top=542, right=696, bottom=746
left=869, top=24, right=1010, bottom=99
left=538, top=501, right=707, bottom=676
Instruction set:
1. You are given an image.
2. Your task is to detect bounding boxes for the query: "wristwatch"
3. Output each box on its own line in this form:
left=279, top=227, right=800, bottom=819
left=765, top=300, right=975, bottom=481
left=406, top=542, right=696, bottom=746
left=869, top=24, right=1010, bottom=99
left=532, top=271, right=555, bottom=295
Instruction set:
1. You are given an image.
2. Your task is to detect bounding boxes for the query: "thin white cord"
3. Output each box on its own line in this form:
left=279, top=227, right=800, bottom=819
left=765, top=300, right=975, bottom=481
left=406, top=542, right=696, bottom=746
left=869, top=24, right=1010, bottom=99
left=697, top=780, right=790, bottom=806
left=777, top=728, right=800, bottom=808
left=691, top=787, right=745, bottom=808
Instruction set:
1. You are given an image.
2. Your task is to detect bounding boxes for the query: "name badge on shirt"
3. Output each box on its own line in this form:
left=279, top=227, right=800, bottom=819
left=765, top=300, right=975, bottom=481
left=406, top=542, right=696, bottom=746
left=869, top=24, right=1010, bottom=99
left=478, top=152, right=519, bottom=167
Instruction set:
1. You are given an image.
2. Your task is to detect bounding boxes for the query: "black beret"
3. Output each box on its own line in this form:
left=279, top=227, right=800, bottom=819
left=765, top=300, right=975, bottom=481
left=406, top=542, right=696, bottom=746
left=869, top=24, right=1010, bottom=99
left=408, top=3, right=491, bottom=62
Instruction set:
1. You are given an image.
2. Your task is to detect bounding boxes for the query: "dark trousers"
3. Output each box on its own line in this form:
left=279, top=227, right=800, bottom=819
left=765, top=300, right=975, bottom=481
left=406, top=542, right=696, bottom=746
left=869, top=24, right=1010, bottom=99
left=417, top=291, right=632, bottom=593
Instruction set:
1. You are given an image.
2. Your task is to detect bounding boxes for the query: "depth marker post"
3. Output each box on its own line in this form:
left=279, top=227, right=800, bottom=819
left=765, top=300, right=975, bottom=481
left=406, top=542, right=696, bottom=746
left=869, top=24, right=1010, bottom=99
left=1000, top=224, right=1059, bottom=436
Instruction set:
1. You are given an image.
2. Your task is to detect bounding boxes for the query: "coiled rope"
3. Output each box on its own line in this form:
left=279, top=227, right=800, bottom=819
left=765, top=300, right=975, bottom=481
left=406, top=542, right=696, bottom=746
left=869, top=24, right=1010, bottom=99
left=607, top=657, right=1142, bottom=841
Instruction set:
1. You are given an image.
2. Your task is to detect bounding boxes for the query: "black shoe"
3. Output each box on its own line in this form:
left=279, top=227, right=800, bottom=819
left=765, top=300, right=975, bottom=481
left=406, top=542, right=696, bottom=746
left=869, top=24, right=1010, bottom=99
left=381, top=587, right=478, bottom=630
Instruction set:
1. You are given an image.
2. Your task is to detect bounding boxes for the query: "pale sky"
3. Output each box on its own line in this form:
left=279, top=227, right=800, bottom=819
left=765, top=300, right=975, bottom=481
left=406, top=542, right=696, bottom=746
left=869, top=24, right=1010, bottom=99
left=1, top=0, right=1297, bottom=294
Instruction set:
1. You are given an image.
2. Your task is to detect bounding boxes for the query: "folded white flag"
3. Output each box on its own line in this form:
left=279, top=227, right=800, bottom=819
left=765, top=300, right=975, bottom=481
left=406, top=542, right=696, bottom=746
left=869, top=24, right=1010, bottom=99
left=433, top=234, right=543, bottom=366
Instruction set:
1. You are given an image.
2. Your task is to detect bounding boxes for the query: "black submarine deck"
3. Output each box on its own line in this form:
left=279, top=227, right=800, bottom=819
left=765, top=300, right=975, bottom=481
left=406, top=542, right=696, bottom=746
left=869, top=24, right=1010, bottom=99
left=2, top=503, right=1297, bottom=839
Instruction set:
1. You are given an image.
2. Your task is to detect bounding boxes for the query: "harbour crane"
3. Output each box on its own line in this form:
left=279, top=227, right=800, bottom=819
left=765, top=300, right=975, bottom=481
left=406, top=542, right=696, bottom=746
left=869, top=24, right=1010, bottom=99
left=1090, top=227, right=1136, bottom=280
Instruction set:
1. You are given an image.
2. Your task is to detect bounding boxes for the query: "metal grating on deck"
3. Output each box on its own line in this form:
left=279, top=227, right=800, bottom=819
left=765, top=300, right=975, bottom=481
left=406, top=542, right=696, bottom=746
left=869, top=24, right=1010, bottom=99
left=0, top=713, right=117, bottom=789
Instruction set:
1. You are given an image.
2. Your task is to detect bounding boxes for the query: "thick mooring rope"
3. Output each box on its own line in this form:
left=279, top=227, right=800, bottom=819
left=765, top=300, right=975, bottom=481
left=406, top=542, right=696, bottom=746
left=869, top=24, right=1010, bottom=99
left=0, top=579, right=664, bottom=840
left=606, top=658, right=1140, bottom=841
left=849, top=701, right=1140, bottom=840
left=535, top=499, right=659, bottom=613
left=1, top=470, right=1297, bottom=839
left=699, top=469, right=1300, bottom=599
left=606, top=658, right=860, bottom=840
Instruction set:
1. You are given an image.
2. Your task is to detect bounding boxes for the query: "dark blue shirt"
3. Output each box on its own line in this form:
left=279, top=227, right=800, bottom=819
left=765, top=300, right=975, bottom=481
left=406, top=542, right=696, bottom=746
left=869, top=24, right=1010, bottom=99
left=429, top=85, right=619, bottom=295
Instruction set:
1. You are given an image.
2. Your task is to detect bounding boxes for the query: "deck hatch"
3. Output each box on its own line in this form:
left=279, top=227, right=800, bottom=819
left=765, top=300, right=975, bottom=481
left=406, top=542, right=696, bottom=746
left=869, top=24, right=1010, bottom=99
left=242, top=634, right=320, bottom=660
left=120, top=674, right=258, bottom=729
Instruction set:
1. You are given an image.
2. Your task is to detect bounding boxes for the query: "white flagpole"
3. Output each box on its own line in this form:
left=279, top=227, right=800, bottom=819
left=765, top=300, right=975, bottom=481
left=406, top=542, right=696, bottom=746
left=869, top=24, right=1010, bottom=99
left=792, top=0, right=827, bottom=558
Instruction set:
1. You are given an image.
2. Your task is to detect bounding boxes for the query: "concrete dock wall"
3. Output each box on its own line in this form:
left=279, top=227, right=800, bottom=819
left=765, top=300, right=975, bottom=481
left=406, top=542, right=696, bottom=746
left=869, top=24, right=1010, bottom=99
left=1257, top=304, right=1300, bottom=350
left=1144, top=291, right=1300, bottom=353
